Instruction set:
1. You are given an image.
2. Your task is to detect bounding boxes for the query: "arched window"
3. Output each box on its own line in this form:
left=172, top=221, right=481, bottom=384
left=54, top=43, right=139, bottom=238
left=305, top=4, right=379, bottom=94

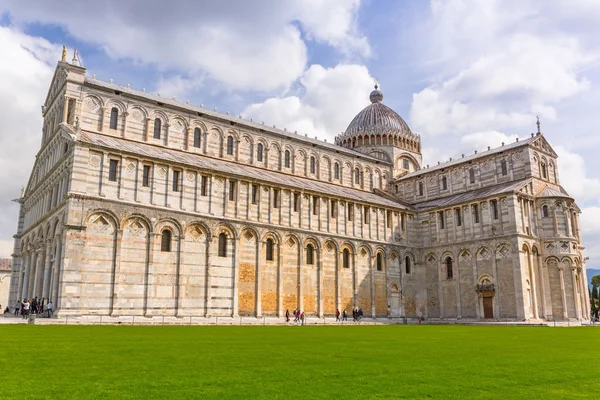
left=402, top=159, right=409, bottom=170
left=469, top=168, right=475, bottom=184
left=542, top=205, right=549, bottom=218
left=445, top=257, right=453, bottom=279
left=109, top=107, right=118, bottom=130
left=418, top=181, right=424, bottom=196
left=161, top=230, right=172, bottom=252
left=334, top=163, right=340, bottom=179
left=284, top=150, right=291, bottom=168
left=343, top=248, right=350, bottom=269
left=376, top=253, right=383, bottom=271
left=541, top=163, right=547, bottom=179
left=306, top=244, right=314, bottom=265
left=193, top=128, right=201, bottom=148
left=266, top=238, right=274, bottom=261
left=218, top=233, right=227, bottom=257
left=226, top=135, right=234, bottom=155
left=442, top=176, right=447, bottom=190
left=501, top=159, right=508, bottom=176
left=354, top=168, right=360, bottom=184
left=153, top=118, right=161, bottom=139
left=257, top=143, right=264, bottom=162
left=405, top=256, right=411, bottom=274
left=310, top=156, right=316, bottom=174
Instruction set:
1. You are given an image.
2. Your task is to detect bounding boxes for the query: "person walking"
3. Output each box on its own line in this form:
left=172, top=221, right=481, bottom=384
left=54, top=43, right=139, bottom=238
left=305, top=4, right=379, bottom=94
left=293, top=308, right=298, bottom=323
left=300, top=311, right=305, bottom=326
left=342, top=310, right=348, bottom=322
left=46, top=300, right=53, bottom=318
left=285, top=309, right=290, bottom=322
left=358, top=308, right=363, bottom=321
left=335, top=309, right=340, bottom=322
left=296, top=309, right=301, bottom=323
left=22, top=299, right=30, bottom=320
left=352, top=308, right=357, bottom=322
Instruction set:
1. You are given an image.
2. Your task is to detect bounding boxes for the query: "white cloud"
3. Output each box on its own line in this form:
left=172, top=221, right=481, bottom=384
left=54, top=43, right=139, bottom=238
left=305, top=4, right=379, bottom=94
left=555, top=145, right=600, bottom=202
left=2, top=0, right=369, bottom=93
left=242, top=63, right=375, bottom=141
left=0, top=26, right=58, bottom=255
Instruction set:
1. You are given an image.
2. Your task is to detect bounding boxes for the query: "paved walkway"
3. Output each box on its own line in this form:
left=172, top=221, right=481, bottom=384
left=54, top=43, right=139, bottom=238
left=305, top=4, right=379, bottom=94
left=1, top=313, right=589, bottom=327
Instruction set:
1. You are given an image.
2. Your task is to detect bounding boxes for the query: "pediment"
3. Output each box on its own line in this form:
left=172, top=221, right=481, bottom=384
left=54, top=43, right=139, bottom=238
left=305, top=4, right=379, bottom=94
left=531, top=136, right=558, bottom=158
left=43, top=63, right=69, bottom=111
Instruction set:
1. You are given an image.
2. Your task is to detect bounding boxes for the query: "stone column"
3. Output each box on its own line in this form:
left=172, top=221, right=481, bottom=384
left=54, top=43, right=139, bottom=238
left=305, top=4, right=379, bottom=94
left=101, top=106, right=109, bottom=132
left=205, top=236, right=213, bottom=317
left=51, top=241, right=62, bottom=303
left=122, top=111, right=129, bottom=138
left=318, top=246, right=324, bottom=318
left=30, top=250, right=40, bottom=297
left=352, top=252, right=358, bottom=309
left=232, top=236, right=240, bottom=318
left=20, top=253, right=31, bottom=299
left=579, top=267, right=590, bottom=320
left=558, top=266, right=568, bottom=319
left=108, top=228, right=123, bottom=316
left=571, top=267, right=581, bottom=320
left=255, top=239, right=262, bottom=318
left=175, top=232, right=185, bottom=317
left=537, top=253, right=548, bottom=319
left=455, top=256, right=462, bottom=319
left=144, top=118, right=151, bottom=141
left=336, top=251, right=341, bottom=313
left=370, top=255, right=376, bottom=318
left=143, top=232, right=158, bottom=316
left=185, top=127, right=191, bottom=150
left=552, top=206, right=558, bottom=236
left=527, top=251, right=539, bottom=319
left=42, top=242, right=52, bottom=298
left=164, top=122, right=171, bottom=147
left=298, top=244, right=303, bottom=311
left=277, top=242, right=283, bottom=317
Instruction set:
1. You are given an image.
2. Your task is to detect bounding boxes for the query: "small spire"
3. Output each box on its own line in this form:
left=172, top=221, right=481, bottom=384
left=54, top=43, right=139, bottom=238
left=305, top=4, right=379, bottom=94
left=536, top=115, right=541, bottom=135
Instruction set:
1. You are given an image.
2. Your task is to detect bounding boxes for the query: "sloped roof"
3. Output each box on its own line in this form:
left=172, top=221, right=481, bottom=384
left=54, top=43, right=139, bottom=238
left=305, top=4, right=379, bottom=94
left=77, top=131, right=410, bottom=210
left=536, top=185, right=572, bottom=199
left=399, top=136, right=537, bottom=180
left=413, top=179, right=530, bottom=211
left=84, top=78, right=389, bottom=165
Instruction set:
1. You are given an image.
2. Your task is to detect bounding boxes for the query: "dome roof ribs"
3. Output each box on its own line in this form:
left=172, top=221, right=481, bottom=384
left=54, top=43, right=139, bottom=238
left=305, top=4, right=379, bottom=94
left=335, top=84, right=420, bottom=154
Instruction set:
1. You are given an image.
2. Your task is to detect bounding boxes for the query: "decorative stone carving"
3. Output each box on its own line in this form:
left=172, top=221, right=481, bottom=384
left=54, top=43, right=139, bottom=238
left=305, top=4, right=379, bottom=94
left=89, top=154, right=101, bottom=167
left=158, top=167, right=167, bottom=178
left=477, top=248, right=491, bottom=261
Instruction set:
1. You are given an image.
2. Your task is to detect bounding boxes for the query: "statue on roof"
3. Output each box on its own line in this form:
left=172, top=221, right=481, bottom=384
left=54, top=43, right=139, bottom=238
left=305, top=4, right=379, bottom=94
left=61, top=45, right=67, bottom=62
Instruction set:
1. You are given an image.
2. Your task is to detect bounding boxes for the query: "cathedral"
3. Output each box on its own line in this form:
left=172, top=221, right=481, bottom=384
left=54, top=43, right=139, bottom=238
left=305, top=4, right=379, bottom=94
left=8, top=54, right=590, bottom=322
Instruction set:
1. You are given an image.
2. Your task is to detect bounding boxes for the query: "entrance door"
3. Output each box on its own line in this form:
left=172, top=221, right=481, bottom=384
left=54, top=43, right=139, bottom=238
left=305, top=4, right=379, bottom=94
left=483, top=296, right=494, bottom=319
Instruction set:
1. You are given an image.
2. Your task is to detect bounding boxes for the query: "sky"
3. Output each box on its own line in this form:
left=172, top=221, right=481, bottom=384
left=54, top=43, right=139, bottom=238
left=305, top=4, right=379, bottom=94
left=0, top=0, right=599, bottom=274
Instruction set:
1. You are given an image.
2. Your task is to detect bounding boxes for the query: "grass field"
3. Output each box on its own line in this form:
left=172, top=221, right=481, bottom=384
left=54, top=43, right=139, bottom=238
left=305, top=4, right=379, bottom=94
left=0, top=325, right=596, bottom=399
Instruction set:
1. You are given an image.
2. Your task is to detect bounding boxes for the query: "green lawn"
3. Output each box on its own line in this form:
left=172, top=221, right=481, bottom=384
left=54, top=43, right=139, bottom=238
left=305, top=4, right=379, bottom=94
left=0, top=325, right=596, bottom=399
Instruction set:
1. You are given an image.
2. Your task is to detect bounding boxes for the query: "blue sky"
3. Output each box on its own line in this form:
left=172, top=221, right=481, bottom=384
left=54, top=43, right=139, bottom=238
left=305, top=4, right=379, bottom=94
left=0, top=0, right=599, bottom=275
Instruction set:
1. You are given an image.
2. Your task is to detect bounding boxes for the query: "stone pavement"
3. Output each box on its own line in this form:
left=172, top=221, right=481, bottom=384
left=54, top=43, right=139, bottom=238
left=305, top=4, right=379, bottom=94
left=1, top=313, right=589, bottom=327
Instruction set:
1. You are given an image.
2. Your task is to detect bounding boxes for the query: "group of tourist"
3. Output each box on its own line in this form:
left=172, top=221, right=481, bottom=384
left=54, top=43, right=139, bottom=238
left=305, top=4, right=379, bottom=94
left=285, top=309, right=307, bottom=325
left=13, top=297, right=53, bottom=319
left=283, top=307, right=365, bottom=325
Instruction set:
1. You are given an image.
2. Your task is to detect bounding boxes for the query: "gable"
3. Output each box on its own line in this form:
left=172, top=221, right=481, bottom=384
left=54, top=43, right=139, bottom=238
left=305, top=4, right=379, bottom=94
left=530, top=136, right=558, bottom=158
left=43, top=63, right=68, bottom=111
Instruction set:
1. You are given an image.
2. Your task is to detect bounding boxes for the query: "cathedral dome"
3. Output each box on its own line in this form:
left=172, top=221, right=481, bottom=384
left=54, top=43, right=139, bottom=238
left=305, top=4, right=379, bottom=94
left=335, top=84, right=420, bottom=155
left=344, top=84, right=412, bottom=137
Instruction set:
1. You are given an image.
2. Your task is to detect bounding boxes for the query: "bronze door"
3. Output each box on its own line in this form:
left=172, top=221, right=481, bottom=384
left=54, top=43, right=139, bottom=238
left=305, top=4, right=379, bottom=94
left=483, top=296, right=493, bottom=319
